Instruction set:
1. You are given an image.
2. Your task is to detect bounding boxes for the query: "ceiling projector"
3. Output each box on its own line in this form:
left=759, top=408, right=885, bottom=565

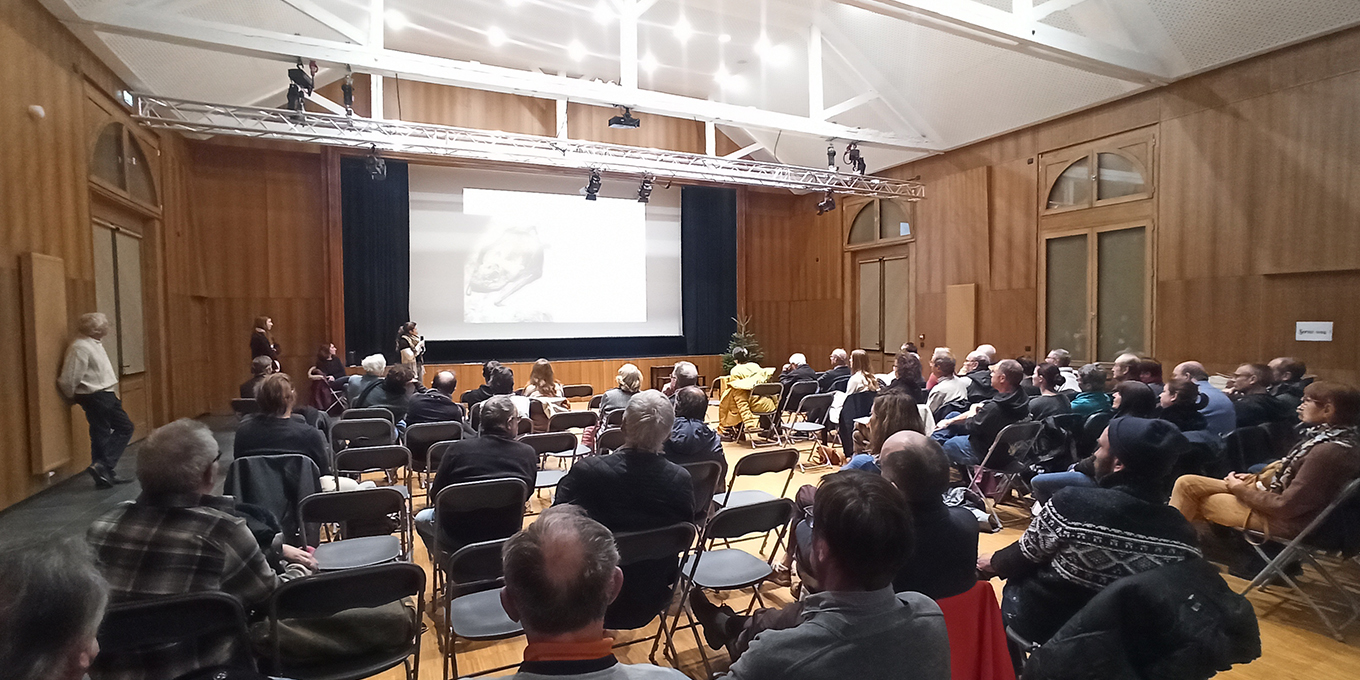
left=608, top=107, right=641, bottom=129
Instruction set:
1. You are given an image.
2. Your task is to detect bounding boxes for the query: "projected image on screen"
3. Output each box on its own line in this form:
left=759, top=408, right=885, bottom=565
left=460, top=189, right=646, bottom=324
left=408, top=165, right=681, bottom=342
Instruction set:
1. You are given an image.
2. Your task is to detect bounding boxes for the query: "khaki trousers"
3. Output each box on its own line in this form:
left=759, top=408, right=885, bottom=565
left=718, top=388, right=776, bottom=430
left=1170, top=474, right=1267, bottom=532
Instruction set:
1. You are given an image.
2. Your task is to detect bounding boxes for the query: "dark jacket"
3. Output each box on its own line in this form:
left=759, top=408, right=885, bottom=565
left=554, top=449, right=695, bottom=629
left=356, top=385, right=411, bottom=423
left=1157, top=403, right=1209, bottom=434
left=460, top=384, right=494, bottom=406
left=404, top=391, right=465, bottom=428
left=779, top=364, right=819, bottom=409
left=239, top=376, right=264, bottom=399
left=964, top=388, right=1030, bottom=456
left=965, top=368, right=996, bottom=402
left=817, top=365, right=851, bottom=393
left=223, top=453, right=322, bottom=547
left=1024, top=558, right=1260, bottom=680
left=428, top=435, right=537, bottom=502
left=249, top=331, right=277, bottom=361
left=885, top=375, right=927, bottom=404
left=233, top=414, right=331, bottom=475
left=1269, top=379, right=1308, bottom=411
left=1028, top=393, right=1073, bottom=421
left=1233, top=393, right=1296, bottom=429
left=599, top=387, right=638, bottom=414
left=894, top=501, right=979, bottom=600
left=346, top=374, right=383, bottom=405
left=663, top=417, right=727, bottom=481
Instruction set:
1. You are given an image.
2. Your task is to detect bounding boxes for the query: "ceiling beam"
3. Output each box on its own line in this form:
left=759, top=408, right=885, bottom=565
left=63, top=2, right=935, bottom=150
left=278, top=0, right=366, bottom=45
left=827, top=0, right=1171, bottom=84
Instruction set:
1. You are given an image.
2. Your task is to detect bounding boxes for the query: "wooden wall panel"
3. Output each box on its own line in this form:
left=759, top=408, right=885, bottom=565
left=386, top=80, right=554, bottom=135
left=567, top=103, right=705, bottom=153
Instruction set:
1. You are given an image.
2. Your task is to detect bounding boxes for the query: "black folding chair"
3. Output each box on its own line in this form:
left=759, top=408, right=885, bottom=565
left=603, top=408, right=625, bottom=428
left=562, top=384, right=594, bottom=399
left=343, top=407, right=396, bottom=423
left=404, top=421, right=463, bottom=487
left=520, top=432, right=578, bottom=503
left=610, top=523, right=699, bottom=665
left=713, top=447, right=799, bottom=510
left=331, top=418, right=396, bottom=457
left=785, top=392, right=836, bottom=470
left=595, top=427, right=626, bottom=455
left=549, top=410, right=599, bottom=457
left=1079, top=410, right=1114, bottom=457
left=225, top=453, right=322, bottom=547
left=300, top=487, right=408, bottom=567
left=679, top=460, right=724, bottom=529
left=230, top=398, right=258, bottom=417
left=429, top=478, right=528, bottom=595
left=265, top=562, right=425, bottom=680
left=968, top=421, right=1043, bottom=511
left=745, top=382, right=786, bottom=446
left=779, top=379, right=819, bottom=420
left=95, top=592, right=253, bottom=677
left=589, top=393, right=605, bottom=410
left=441, top=538, right=523, bottom=680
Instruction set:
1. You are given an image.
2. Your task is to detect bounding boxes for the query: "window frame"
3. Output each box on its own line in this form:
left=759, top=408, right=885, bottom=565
left=1040, top=128, right=1154, bottom=216
left=843, top=196, right=918, bottom=252
left=1038, top=221, right=1155, bottom=364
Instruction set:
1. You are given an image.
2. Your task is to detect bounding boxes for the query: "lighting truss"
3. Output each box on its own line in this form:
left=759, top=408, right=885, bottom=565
left=134, top=95, right=925, bottom=200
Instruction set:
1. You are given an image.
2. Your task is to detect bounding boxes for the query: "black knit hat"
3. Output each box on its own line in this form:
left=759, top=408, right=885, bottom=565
left=1106, top=416, right=1186, bottom=479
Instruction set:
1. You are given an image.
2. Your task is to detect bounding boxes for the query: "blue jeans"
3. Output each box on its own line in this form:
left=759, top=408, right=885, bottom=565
left=74, top=390, right=134, bottom=472
left=941, top=436, right=977, bottom=465
left=414, top=508, right=436, bottom=553
left=842, top=454, right=881, bottom=473
left=1030, top=471, right=1097, bottom=502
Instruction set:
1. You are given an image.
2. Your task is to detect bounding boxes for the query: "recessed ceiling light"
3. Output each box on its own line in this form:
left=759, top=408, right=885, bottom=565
left=594, top=1, right=613, bottom=24
left=640, top=53, right=659, bottom=74
left=718, top=33, right=731, bottom=43
left=384, top=9, right=409, bottom=30
left=567, top=40, right=587, bottom=61
left=487, top=26, right=506, bottom=46
left=673, top=17, right=693, bottom=43
left=754, top=36, right=790, bottom=66
left=714, top=65, right=744, bottom=91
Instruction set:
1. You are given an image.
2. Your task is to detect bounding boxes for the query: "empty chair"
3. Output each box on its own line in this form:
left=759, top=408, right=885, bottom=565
left=404, top=421, right=463, bottom=483
left=521, top=431, right=579, bottom=497
left=549, top=410, right=599, bottom=456
left=264, top=562, right=425, bottom=680
left=343, top=407, right=396, bottom=423
left=231, top=398, right=258, bottom=416
left=779, top=379, right=819, bottom=418
left=609, top=523, right=698, bottom=664
left=589, top=393, right=605, bottom=410
left=95, top=592, right=253, bottom=679
left=712, top=447, right=799, bottom=510
left=441, top=538, right=523, bottom=680
left=331, top=417, right=396, bottom=454
left=603, top=408, right=625, bottom=428
left=679, top=460, right=724, bottom=528
left=428, top=478, right=529, bottom=565
left=969, top=421, right=1044, bottom=505
left=335, top=444, right=413, bottom=496
left=595, top=427, right=626, bottom=455
left=786, top=392, right=836, bottom=470
left=562, top=384, right=594, bottom=399
left=1079, top=410, right=1114, bottom=457
left=300, top=487, right=408, bottom=569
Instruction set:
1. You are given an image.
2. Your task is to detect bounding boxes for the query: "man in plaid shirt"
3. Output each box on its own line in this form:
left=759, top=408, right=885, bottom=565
left=87, top=418, right=315, bottom=680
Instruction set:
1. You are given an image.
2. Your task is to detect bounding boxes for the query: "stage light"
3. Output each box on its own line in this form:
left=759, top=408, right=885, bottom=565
left=285, top=59, right=315, bottom=119
left=583, top=168, right=602, bottom=200
left=365, top=145, right=387, bottom=181
left=673, top=17, right=693, bottom=43
left=826, top=143, right=837, bottom=171
left=341, top=71, right=354, bottom=116
left=608, top=106, right=640, bottom=129
left=718, top=34, right=732, bottom=43
left=843, top=142, right=866, bottom=174
left=817, top=190, right=836, bottom=215
left=637, top=174, right=654, bottom=203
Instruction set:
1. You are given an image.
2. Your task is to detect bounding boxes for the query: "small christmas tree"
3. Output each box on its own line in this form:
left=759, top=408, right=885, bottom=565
left=722, top=315, right=765, bottom=372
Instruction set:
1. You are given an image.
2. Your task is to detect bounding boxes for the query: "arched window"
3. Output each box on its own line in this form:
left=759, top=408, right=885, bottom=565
left=1044, top=149, right=1148, bottom=213
left=845, top=198, right=915, bottom=247
left=91, top=123, right=157, bottom=206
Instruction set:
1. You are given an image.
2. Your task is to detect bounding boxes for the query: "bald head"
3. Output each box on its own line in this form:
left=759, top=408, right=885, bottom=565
left=879, top=431, right=951, bottom=504
left=830, top=348, right=849, bottom=367
left=1113, top=353, right=1141, bottom=381
left=974, top=344, right=997, bottom=362
left=1173, top=361, right=1209, bottom=382
left=501, top=506, right=622, bottom=636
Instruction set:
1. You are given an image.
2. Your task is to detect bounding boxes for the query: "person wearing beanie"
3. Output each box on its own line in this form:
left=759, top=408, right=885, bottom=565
left=977, top=416, right=1200, bottom=651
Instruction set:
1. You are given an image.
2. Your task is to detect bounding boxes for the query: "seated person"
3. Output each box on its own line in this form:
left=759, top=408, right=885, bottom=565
left=690, top=470, right=950, bottom=680
left=931, top=359, right=1029, bottom=465
left=1029, top=382, right=1160, bottom=503
left=307, top=342, right=348, bottom=410
left=1269, top=357, right=1310, bottom=410
left=586, top=362, right=640, bottom=445
left=460, top=360, right=503, bottom=406
left=1069, top=364, right=1113, bottom=418
left=554, top=391, right=694, bottom=629
left=845, top=391, right=926, bottom=471
left=239, top=355, right=273, bottom=398
left=926, top=355, right=971, bottom=421
left=1173, top=361, right=1237, bottom=438
left=885, top=349, right=927, bottom=403
left=1113, top=379, right=1158, bottom=417
left=345, top=353, right=387, bottom=404
left=1156, top=377, right=1209, bottom=433
left=1139, top=358, right=1165, bottom=395
left=663, top=360, right=699, bottom=397
left=355, top=363, right=417, bottom=423
left=962, top=351, right=996, bottom=402
left=882, top=432, right=981, bottom=599
left=663, top=386, right=726, bottom=480
left=1017, top=356, right=1040, bottom=397
left=1028, top=363, right=1073, bottom=420
left=717, top=347, right=777, bottom=440
left=499, top=506, right=688, bottom=680
left=778, top=353, right=817, bottom=409
left=0, top=537, right=108, bottom=680
left=402, top=370, right=465, bottom=430
left=1230, top=363, right=1297, bottom=428
left=1172, top=381, right=1359, bottom=542
left=524, top=358, right=569, bottom=429
left=1111, top=352, right=1142, bottom=383
left=87, top=419, right=315, bottom=680
left=845, top=349, right=883, bottom=395
left=234, top=373, right=332, bottom=476
left=816, top=348, right=851, bottom=393
left=415, top=395, right=537, bottom=553
left=978, top=417, right=1199, bottom=646
left=1045, top=349, right=1081, bottom=392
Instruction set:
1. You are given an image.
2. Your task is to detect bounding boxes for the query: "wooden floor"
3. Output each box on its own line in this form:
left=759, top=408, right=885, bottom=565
left=377, top=408, right=1360, bottom=679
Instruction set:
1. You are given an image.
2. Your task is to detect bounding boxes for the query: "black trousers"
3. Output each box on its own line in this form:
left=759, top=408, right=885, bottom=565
left=74, top=390, right=134, bottom=472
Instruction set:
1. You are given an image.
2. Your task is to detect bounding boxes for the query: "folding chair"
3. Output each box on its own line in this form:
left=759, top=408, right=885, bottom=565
left=779, top=379, right=819, bottom=420
left=335, top=444, right=415, bottom=534
left=1078, top=411, right=1113, bottom=457
left=300, top=487, right=408, bottom=568
left=671, top=498, right=797, bottom=678
left=1239, top=476, right=1360, bottom=640
left=404, top=421, right=463, bottom=488
left=95, top=592, right=253, bottom=677
left=610, top=523, right=699, bottom=665
left=470, top=401, right=484, bottom=431
left=429, top=478, right=528, bottom=596
left=265, top=562, right=425, bottom=680
left=331, top=418, right=396, bottom=457
left=596, top=427, right=626, bottom=455
left=745, top=382, right=786, bottom=447
left=562, top=383, right=593, bottom=399
left=785, top=392, right=836, bottom=471
left=679, top=460, right=724, bottom=529
left=549, top=409, right=599, bottom=456
left=713, top=447, right=799, bottom=511
left=441, top=538, right=523, bottom=680
left=706, top=376, right=727, bottom=425
left=968, top=421, right=1043, bottom=508
left=231, top=398, right=258, bottom=417
left=603, top=407, right=625, bottom=428
left=343, top=407, right=396, bottom=423
left=589, top=393, right=605, bottom=410
left=225, top=453, right=322, bottom=547
left=520, top=432, right=578, bottom=500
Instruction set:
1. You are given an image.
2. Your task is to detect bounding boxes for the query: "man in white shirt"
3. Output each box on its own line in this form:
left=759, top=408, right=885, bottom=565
left=926, top=355, right=971, bottom=419
left=58, top=313, right=133, bottom=488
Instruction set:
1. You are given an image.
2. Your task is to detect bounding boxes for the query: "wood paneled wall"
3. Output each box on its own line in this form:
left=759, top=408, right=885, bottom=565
left=424, top=355, right=724, bottom=397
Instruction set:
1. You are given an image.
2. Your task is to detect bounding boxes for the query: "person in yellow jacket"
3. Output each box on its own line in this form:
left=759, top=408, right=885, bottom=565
left=719, top=347, right=777, bottom=440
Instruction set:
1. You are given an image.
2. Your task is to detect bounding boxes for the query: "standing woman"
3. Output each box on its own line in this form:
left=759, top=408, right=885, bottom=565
left=396, top=321, right=426, bottom=384
left=250, top=315, right=279, bottom=370
left=845, top=348, right=883, bottom=395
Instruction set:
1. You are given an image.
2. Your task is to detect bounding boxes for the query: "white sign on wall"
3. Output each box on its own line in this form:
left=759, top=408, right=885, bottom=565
left=1295, top=321, right=1334, bottom=342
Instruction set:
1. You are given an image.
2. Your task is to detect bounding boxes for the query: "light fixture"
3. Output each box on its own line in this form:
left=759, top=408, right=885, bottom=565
left=567, top=40, right=587, bottom=61
left=637, top=174, right=654, bottom=203
left=816, top=190, right=836, bottom=215
left=341, top=71, right=354, bottom=116
left=583, top=168, right=602, bottom=200
left=487, top=26, right=506, bottom=46
left=718, top=33, right=732, bottom=43
left=673, top=17, right=693, bottom=43
left=843, top=142, right=866, bottom=174
left=384, top=9, right=409, bottom=30
left=826, top=143, right=837, bottom=171
left=608, top=106, right=640, bottom=129
left=285, top=59, right=314, bottom=117
left=365, top=145, right=387, bottom=181
left=639, top=53, right=659, bottom=74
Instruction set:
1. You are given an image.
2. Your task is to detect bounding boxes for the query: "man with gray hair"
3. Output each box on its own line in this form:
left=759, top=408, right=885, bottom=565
left=555, top=390, right=694, bottom=629
left=778, top=353, right=817, bottom=408
left=932, top=359, right=1030, bottom=465
left=0, top=537, right=108, bottom=680
left=58, top=312, right=134, bottom=488
left=499, top=506, right=687, bottom=679
left=663, top=360, right=699, bottom=397
left=346, top=353, right=388, bottom=404
left=1045, top=349, right=1080, bottom=392
left=816, top=348, right=851, bottom=392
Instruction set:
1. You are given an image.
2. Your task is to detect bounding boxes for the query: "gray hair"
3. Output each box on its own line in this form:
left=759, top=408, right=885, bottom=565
left=622, top=390, right=675, bottom=452
left=480, top=395, right=519, bottom=437
left=502, top=505, right=619, bottom=635
left=361, top=353, right=387, bottom=375
left=788, top=353, right=807, bottom=366
left=77, top=312, right=109, bottom=337
left=136, top=419, right=220, bottom=495
left=1047, top=348, right=1072, bottom=367
left=671, top=361, right=698, bottom=385
left=0, top=538, right=109, bottom=680
left=1077, top=363, right=1108, bottom=391
left=830, top=348, right=849, bottom=366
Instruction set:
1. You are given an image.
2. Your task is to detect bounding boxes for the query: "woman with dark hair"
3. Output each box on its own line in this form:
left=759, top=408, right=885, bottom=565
left=1028, top=363, right=1074, bottom=420
left=308, top=342, right=347, bottom=411
left=886, top=351, right=927, bottom=403
left=1113, top=380, right=1158, bottom=418
left=1157, top=377, right=1209, bottom=433
left=844, top=391, right=927, bottom=472
left=396, top=321, right=425, bottom=384
left=1139, top=358, right=1165, bottom=395
left=250, top=315, right=279, bottom=368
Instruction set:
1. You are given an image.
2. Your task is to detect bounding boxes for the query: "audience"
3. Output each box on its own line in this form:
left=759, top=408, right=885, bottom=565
left=499, top=506, right=688, bottom=680
left=1069, top=364, right=1113, bottom=417
left=346, top=353, right=387, bottom=404
left=779, top=353, right=817, bottom=390
left=1113, top=380, right=1158, bottom=418
left=690, top=470, right=950, bottom=680
left=239, top=355, right=274, bottom=399
left=461, top=360, right=504, bottom=405
left=663, top=386, right=727, bottom=481
left=718, top=347, right=777, bottom=441
left=402, top=370, right=465, bottom=430
left=1044, top=349, right=1080, bottom=392
left=554, top=391, right=694, bottom=629
left=1028, top=363, right=1074, bottom=420
left=975, top=344, right=998, bottom=362
left=0, top=537, right=108, bottom=680
left=600, top=363, right=643, bottom=413
left=816, top=348, right=851, bottom=393
left=355, top=363, right=417, bottom=422
left=233, top=373, right=333, bottom=476
left=932, top=359, right=1029, bottom=465
left=924, top=347, right=952, bottom=391
left=415, top=395, right=536, bottom=553
left=845, top=391, right=926, bottom=472
left=1172, top=381, right=1359, bottom=543
left=1157, top=377, right=1209, bottom=433
left=663, top=360, right=699, bottom=397
left=1111, top=353, right=1141, bottom=383
left=978, top=417, right=1199, bottom=647
left=1230, top=363, right=1296, bottom=428
left=881, top=432, right=980, bottom=599
left=962, top=351, right=996, bottom=402
left=885, top=350, right=927, bottom=403
left=845, top=349, right=882, bottom=394
left=925, top=354, right=971, bottom=420
left=1172, top=361, right=1237, bottom=438
left=307, top=342, right=347, bottom=410
left=1017, top=356, right=1039, bottom=397
left=1269, top=356, right=1310, bottom=410
left=87, top=419, right=314, bottom=680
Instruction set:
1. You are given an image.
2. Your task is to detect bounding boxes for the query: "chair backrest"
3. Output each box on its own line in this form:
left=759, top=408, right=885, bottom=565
left=300, top=487, right=406, bottom=528
left=520, top=431, right=578, bottom=456
left=563, top=384, right=594, bottom=399
left=445, top=538, right=510, bottom=592
left=710, top=375, right=726, bottom=397
left=783, top=380, right=819, bottom=410
left=224, top=454, right=322, bottom=547
left=404, top=421, right=463, bottom=464
left=750, top=382, right=784, bottom=408
left=343, top=407, right=395, bottom=423
left=231, top=398, right=258, bottom=416
left=471, top=401, right=485, bottom=430
left=831, top=375, right=851, bottom=392
left=983, top=421, right=1044, bottom=469
left=603, top=408, right=625, bottom=427
left=335, top=444, right=411, bottom=476
left=331, top=418, right=395, bottom=450
left=589, top=393, right=605, bottom=409
left=731, top=446, right=799, bottom=479
left=614, top=523, right=697, bottom=566
left=1080, top=410, right=1114, bottom=456
left=433, top=478, right=529, bottom=555
left=1049, top=413, right=1085, bottom=438
left=97, top=592, right=251, bottom=670
left=596, top=427, right=626, bottom=454
left=794, top=392, right=835, bottom=423
left=550, top=410, right=598, bottom=431
left=680, top=460, right=723, bottom=524
left=704, top=498, right=796, bottom=541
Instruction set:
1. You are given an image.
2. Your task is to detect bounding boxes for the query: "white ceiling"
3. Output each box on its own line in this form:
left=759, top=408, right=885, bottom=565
left=46, top=0, right=1360, bottom=171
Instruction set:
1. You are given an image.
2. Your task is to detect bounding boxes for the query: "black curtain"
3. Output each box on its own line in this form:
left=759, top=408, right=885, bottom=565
left=682, top=186, right=738, bottom=355
left=341, top=157, right=409, bottom=365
